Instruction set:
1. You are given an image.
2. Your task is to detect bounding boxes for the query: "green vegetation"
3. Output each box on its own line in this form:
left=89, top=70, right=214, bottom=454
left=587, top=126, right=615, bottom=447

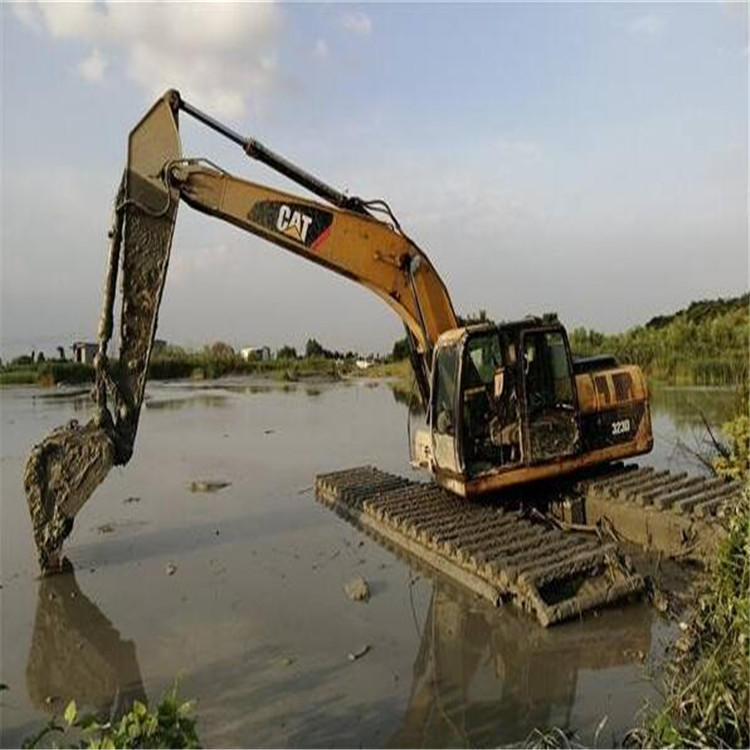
left=150, top=344, right=344, bottom=382
left=628, top=398, right=749, bottom=749
left=0, top=342, right=346, bottom=386
left=23, top=685, right=200, bottom=749
left=569, top=294, right=748, bottom=386
left=391, top=336, right=410, bottom=362
left=0, top=361, right=94, bottom=386
left=350, top=358, right=417, bottom=399
left=5, top=294, right=745, bottom=389
left=713, top=410, right=750, bottom=482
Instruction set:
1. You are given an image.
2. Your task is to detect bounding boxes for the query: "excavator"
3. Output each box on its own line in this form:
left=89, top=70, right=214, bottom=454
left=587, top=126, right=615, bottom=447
left=24, top=90, right=652, bottom=573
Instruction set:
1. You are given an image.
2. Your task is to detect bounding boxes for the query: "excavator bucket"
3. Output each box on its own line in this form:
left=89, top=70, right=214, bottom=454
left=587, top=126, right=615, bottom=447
left=24, top=93, right=182, bottom=572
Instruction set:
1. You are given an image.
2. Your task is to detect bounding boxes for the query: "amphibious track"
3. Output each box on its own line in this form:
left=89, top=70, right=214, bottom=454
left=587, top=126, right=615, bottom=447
left=576, top=464, right=745, bottom=561
left=315, top=467, right=644, bottom=627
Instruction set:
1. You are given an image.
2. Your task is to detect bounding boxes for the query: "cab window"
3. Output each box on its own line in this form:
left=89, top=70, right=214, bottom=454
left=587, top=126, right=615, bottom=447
left=466, top=334, right=503, bottom=386
left=433, top=346, right=459, bottom=436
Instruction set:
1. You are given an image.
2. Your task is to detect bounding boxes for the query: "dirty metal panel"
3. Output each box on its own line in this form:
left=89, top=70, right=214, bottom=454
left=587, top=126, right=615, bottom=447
left=315, top=467, right=643, bottom=627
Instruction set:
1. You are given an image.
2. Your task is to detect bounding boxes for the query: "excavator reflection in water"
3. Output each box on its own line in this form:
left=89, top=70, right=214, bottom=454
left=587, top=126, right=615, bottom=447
left=390, top=580, right=654, bottom=748
left=22, top=563, right=652, bottom=748
left=25, top=561, right=146, bottom=722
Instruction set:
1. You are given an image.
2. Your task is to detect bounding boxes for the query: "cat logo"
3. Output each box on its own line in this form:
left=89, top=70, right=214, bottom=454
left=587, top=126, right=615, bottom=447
left=276, top=204, right=313, bottom=244
left=248, top=200, right=333, bottom=250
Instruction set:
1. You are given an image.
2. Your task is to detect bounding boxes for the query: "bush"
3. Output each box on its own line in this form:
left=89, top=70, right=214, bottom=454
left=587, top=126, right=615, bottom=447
left=629, top=492, right=749, bottom=749
left=276, top=345, right=297, bottom=360
left=628, top=394, right=749, bottom=749
left=23, top=685, right=200, bottom=749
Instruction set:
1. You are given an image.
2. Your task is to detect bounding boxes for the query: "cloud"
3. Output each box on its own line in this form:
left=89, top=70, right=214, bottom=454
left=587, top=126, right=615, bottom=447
left=340, top=12, right=372, bottom=36
left=13, top=1, right=283, bottom=118
left=10, top=1, right=42, bottom=31
left=77, top=47, right=107, bottom=84
left=313, top=38, right=329, bottom=60
left=627, top=14, right=665, bottom=36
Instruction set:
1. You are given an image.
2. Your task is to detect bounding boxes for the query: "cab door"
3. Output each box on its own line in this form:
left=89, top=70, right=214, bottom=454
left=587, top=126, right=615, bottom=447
left=430, top=344, right=461, bottom=475
left=520, top=329, right=580, bottom=463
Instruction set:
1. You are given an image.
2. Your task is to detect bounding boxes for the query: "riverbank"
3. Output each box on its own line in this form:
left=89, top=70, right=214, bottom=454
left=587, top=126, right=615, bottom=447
left=0, top=354, right=418, bottom=394
left=0, top=355, right=342, bottom=387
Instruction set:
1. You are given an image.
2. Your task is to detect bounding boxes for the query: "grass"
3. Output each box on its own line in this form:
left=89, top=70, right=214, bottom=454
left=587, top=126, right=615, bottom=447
left=626, top=405, right=749, bottom=749
left=0, top=362, right=94, bottom=386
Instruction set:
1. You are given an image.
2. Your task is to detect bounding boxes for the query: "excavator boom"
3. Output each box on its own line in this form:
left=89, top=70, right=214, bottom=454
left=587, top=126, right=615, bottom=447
left=24, top=90, right=457, bottom=571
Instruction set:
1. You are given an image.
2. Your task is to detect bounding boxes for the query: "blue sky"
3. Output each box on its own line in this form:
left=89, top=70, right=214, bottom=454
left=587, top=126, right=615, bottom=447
left=1, top=2, right=747, bottom=358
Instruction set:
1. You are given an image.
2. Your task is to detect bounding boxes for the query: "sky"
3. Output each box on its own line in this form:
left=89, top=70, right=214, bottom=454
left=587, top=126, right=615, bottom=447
left=1, top=1, right=748, bottom=359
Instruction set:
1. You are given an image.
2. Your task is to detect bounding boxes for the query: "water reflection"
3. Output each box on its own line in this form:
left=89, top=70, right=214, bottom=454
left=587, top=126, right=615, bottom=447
left=144, top=394, right=228, bottom=410
left=389, top=384, right=425, bottom=417
left=26, top=561, right=146, bottom=719
left=650, top=386, right=736, bottom=430
left=32, top=389, right=91, bottom=401
left=390, top=583, right=653, bottom=748
left=31, top=389, right=92, bottom=414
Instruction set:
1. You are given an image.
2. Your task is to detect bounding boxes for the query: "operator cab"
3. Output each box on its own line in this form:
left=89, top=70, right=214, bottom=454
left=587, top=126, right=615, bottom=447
left=429, top=314, right=580, bottom=481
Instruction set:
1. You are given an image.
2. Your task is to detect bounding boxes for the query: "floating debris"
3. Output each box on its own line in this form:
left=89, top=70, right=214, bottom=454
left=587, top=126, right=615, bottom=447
left=166, top=563, right=177, bottom=576
left=123, top=496, right=141, bottom=504
left=348, top=645, right=371, bottom=661
left=189, top=480, right=231, bottom=493
left=344, top=576, right=370, bottom=602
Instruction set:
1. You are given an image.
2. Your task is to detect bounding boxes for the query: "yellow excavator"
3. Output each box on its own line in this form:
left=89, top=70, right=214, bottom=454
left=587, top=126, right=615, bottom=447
left=24, top=90, right=652, bottom=571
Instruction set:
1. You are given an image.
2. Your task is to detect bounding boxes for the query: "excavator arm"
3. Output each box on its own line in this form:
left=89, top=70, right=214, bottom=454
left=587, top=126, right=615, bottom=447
left=24, top=90, right=457, bottom=571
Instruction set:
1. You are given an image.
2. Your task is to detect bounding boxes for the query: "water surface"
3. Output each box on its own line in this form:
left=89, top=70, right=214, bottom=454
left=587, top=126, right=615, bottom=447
left=0, top=380, right=735, bottom=747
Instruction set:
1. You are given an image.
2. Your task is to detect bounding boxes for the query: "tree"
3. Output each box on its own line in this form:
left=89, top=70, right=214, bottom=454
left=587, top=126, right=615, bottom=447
left=457, top=309, right=489, bottom=326
left=276, top=345, right=298, bottom=360
left=207, top=341, right=236, bottom=360
left=392, top=337, right=410, bottom=361
left=56, top=346, right=66, bottom=361
left=305, top=338, right=324, bottom=358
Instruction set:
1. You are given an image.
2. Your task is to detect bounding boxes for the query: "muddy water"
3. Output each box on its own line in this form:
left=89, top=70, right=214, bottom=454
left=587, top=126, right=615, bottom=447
left=0, top=380, right=736, bottom=748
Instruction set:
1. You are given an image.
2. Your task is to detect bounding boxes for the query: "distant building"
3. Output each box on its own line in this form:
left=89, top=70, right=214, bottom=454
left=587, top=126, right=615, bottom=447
left=240, top=345, right=271, bottom=362
left=355, top=358, right=373, bottom=370
left=72, top=342, right=98, bottom=365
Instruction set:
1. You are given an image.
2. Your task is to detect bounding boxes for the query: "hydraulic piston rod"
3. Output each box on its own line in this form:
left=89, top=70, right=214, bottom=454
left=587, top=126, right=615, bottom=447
left=177, top=93, right=367, bottom=214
